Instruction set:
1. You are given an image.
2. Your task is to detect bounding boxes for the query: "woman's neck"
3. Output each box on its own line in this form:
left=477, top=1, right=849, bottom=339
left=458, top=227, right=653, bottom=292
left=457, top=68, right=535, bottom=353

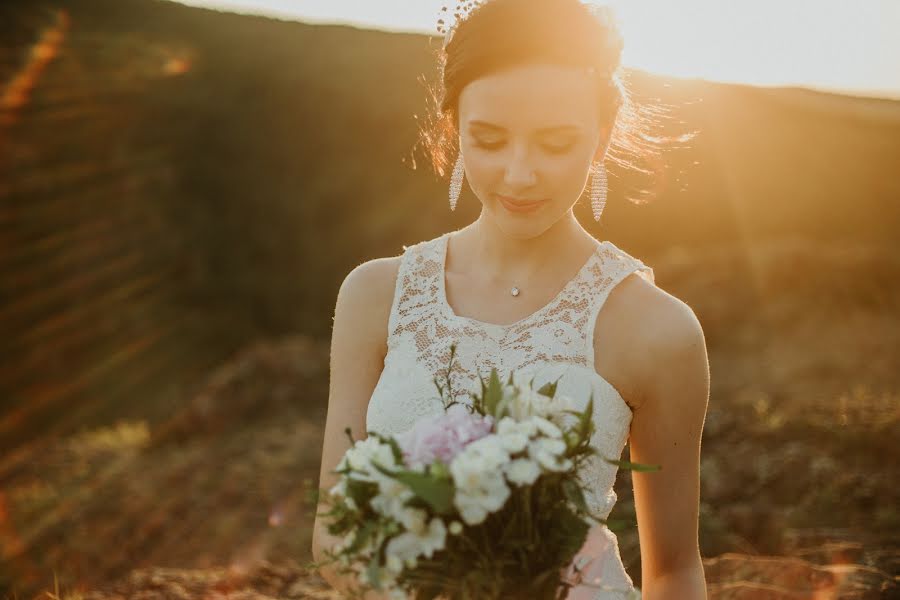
left=451, top=210, right=596, bottom=286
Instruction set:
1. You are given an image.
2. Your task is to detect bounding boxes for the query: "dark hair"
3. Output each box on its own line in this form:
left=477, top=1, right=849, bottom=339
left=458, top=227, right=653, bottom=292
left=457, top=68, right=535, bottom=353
left=414, top=0, right=690, bottom=205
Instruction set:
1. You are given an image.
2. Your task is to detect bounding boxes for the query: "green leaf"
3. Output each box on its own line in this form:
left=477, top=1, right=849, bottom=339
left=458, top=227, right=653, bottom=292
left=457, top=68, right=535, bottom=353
left=471, top=366, right=488, bottom=415
left=345, top=478, right=379, bottom=506
left=536, top=380, right=557, bottom=398
left=367, top=552, right=383, bottom=591
left=583, top=393, right=594, bottom=422
left=572, top=394, right=594, bottom=440
left=485, top=368, right=504, bottom=417
left=367, top=431, right=405, bottom=465
left=604, top=458, right=662, bottom=472
left=346, top=519, right=378, bottom=554
left=545, top=503, right=591, bottom=562
left=370, top=461, right=456, bottom=515
left=562, top=478, right=589, bottom=514
left=305, top=486, right=321, bottom=506
left=536, top=374, right=564, bottom=399
left=429, top=459, right=450, bottom=480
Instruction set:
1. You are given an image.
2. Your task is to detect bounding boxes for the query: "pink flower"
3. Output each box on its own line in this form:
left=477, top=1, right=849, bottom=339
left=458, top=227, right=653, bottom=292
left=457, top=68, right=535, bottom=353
left=396, top=404, right=494, bottom=469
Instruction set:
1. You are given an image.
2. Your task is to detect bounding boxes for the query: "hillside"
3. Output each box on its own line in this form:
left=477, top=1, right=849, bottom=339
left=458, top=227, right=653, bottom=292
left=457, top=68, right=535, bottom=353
left=1, top=0, right=898, bottom=597
left=3, top=242, right=899, bottom=598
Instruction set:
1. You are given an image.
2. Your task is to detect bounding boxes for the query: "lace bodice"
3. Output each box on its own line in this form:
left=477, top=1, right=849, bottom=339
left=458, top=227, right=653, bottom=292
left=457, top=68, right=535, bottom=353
left=365, top=230, right=654, bottom=598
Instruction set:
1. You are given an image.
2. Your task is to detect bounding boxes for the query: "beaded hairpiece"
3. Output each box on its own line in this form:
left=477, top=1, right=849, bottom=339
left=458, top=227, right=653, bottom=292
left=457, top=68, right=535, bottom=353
left=436, top=0, right=622, bottom=57
left=435, top=0, right=480, bottom=48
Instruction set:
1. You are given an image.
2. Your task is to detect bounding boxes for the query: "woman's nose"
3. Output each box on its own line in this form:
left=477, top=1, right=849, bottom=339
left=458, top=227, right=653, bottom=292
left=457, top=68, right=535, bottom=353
left=503, top=147, right=537, bottom=188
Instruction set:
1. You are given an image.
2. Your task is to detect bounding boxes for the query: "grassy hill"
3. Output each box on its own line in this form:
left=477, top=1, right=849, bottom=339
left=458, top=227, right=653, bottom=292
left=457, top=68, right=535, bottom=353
left=1, top=0, right=898, bottom=597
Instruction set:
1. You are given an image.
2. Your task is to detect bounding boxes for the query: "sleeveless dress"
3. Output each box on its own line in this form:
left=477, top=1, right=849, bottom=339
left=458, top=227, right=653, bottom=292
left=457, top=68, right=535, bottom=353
left=366, top=231, right=654, bottom=599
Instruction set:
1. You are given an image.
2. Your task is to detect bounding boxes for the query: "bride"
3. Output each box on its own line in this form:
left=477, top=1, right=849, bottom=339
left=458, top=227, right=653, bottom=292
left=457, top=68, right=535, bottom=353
left=312, top=0, right=709, bottom=598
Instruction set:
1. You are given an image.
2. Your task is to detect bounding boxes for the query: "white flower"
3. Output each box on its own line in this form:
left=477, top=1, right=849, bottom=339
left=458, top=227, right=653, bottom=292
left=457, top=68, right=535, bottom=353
left=452, top=467, right=511, bottom=524
left=386, top=554, right=403, bottom=574
left=461, top=435, right=511, bottom=469
left=385, top=517, right=448, bottom=566
left=528, top=437, right=573, bottom=472
left=397, top=507, right=428, bottom=535
left=500, top=415, right=537, bottom=437
left=385, top=533, right=420, bottom=566
left=343, top=526, right=384, bottom=557
left=530, top=415, right=563, bottom=438
left=547, top=394, right=581, bottom=429
left=449, top=434, right=513, bottom=525
left=343, top=437, right=400, bottom=484
left=370, top=478, right=415, bottom=520
left=499, top=384, right=549, bottom=421
left=419, top=517, right=447, bottom=558
left=327, top=480, right=357, bottom=510
left=333, top=530, right=355, bottom=553
left=496, top=417, right=530, bottom=453
left=504, top=457, right=541, bottom=486
left=448, top=520, right=463, bottom=535
left=455, top=484, right=509, bottom=525
left=502, top=383, right=575, bottom=424
left=335, top=453, right=349, bottom=472
left=389, top=587, right=410, bottom=600
left=361, top=558, right=399, bottom=590
left=328, top=480, right=346, bottom=498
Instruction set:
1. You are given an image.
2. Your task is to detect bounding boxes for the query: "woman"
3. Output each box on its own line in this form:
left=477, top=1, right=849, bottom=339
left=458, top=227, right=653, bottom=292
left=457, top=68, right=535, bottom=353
left=313, top=0, right=709, bottom=598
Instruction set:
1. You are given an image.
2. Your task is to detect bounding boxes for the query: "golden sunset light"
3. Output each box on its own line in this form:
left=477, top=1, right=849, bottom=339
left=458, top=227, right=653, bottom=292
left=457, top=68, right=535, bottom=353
left=171, top=0, right=900, bottom=98
left=3, top=0, right=898, bottom=597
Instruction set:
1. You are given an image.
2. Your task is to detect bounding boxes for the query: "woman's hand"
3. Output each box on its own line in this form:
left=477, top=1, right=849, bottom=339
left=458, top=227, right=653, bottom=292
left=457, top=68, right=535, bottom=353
left=555, top=523, right=637, bottom=599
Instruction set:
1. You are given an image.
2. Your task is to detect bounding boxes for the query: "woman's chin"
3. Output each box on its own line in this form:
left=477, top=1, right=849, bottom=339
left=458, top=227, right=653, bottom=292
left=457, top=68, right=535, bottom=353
left=491, top=214, right=554, bottom=240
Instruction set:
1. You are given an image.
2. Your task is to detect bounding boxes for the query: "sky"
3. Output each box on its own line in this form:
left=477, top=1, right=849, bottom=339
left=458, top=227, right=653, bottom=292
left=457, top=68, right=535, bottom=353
left=170, top=0, right=900, bottom=100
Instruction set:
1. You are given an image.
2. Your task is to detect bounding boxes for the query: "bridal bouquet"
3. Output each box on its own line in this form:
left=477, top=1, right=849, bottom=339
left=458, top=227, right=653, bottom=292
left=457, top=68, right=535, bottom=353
left=311, top=344, right=652, bottom=600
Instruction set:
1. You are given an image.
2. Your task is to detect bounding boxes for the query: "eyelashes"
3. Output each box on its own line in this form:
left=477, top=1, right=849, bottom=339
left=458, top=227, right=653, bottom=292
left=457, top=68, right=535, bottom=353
left=473, top=141, right=574, bottom=155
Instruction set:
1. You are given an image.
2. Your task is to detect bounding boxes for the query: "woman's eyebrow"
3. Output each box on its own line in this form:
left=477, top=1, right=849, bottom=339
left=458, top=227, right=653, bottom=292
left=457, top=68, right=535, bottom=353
left=468, top=120, right=581, bottom=133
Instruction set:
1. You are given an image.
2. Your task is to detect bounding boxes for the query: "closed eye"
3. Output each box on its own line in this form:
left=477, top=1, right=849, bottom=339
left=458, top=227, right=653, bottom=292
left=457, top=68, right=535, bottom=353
left=543, top=144, right=574, bottom=154
left=473, top=141, right=574, bottom=155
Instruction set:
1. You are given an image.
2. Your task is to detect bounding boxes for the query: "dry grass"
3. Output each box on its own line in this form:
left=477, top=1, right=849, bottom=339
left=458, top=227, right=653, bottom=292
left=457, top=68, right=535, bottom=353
left=2, top=239, right=898, bottom=599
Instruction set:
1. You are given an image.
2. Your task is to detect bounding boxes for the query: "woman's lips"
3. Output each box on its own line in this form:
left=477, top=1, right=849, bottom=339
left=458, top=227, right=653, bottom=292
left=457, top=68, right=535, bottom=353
left=496, top=194, right=548, bottom=213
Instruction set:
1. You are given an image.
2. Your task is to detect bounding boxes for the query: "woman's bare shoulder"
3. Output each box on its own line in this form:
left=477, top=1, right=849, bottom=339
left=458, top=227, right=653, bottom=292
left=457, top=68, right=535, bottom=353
left=618, top=276, right=702, bottom=356
left=335, top=254, right=404, bottom=352
left=609, top=273, right=706, bottom=408
left=594, top=271, right=701, bottom=407
left=341, top=254, right=403, bottom=297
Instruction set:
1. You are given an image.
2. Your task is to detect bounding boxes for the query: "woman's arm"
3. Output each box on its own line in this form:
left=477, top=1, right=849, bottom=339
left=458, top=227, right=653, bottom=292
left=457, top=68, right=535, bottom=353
left=311, top=257, right=402, bottom=600
left=628, top=292, right=710, bottom=600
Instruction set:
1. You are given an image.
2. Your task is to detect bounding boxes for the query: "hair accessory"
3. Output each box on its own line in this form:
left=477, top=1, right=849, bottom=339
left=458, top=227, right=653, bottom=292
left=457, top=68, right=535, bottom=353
left=437, top=1, right=622, bottom=56
left=437, top=2, right=484, bottom=49
left=591, top=161, right=607, bottom=222
left=449, top=149, right=465, bottom=211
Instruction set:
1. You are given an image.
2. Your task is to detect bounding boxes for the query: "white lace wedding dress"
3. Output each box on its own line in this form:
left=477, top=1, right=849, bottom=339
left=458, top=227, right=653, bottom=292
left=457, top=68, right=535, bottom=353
left=366, top=231, right=654, bottom=599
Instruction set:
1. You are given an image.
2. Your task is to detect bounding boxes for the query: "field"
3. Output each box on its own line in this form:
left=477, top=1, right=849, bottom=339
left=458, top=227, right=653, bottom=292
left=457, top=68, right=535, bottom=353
left=1, top=0, right=898, bottom=598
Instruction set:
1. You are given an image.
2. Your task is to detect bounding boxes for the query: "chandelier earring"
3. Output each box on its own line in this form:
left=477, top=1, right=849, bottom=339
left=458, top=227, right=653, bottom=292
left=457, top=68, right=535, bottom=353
left=591, top=160, right=608, bottom=222
left=448, top=150, right=465, bottom=211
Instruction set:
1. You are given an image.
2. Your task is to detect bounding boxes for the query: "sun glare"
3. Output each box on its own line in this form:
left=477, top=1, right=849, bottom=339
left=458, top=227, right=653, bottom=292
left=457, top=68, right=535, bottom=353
left=170, top=0, right=900, bottom=99
left=610, top=0, right=900, bottom=97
